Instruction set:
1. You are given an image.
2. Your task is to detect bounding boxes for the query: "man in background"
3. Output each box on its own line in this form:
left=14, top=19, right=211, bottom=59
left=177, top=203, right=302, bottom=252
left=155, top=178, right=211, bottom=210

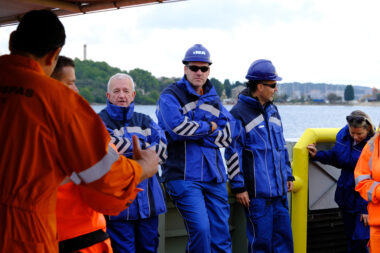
left=51, top=55, right=78, bottom=92
left=99, top=73, right=167, bottom=253
left=52, top=56, right=113, bottom=253
left=0, top=10, right=158, bottom=253
left=225, top=59, right=294, bottom=252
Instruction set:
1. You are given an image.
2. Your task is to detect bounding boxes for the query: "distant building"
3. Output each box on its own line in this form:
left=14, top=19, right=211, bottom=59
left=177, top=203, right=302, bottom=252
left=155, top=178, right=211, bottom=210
left=231, top=85, right=246, bottom=103
left=277, top=82, right=372, bottom=101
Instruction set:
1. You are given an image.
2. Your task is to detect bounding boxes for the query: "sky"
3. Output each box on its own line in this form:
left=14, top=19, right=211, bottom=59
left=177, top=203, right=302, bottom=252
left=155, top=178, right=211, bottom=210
left=1, top=0, right=380, bottom=88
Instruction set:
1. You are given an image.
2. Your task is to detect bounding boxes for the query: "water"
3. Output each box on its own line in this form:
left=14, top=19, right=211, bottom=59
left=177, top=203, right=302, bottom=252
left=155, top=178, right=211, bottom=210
left=92, top=104, right=380, bottom=140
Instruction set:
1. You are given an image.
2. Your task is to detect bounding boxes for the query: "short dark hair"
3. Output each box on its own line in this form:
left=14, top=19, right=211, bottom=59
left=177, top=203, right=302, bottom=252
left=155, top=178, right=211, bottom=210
left=9, top=10, right=66, bottom=57
left=52, top=56, right=75, bottom=77
left=246, top=80, right=264, bottom=93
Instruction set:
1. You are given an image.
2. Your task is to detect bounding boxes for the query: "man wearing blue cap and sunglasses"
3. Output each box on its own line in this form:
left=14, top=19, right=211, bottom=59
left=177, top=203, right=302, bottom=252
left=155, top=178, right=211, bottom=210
left=225, top=59, right=295, bottom=252
left=156, top=44, right=235, bottom=252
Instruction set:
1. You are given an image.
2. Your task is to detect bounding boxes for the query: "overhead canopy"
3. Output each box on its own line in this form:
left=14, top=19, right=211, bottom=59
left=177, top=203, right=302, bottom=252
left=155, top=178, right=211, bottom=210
left=0, top=0, right=181, bottom=27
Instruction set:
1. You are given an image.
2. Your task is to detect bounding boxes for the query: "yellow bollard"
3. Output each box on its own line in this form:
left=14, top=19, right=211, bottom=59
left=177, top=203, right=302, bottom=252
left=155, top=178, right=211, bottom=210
left=291, top=128, right=339, bottom=253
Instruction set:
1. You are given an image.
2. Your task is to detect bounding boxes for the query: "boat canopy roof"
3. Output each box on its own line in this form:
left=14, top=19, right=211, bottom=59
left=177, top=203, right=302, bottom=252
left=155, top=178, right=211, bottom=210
left=0, top=0, right=181, bottom=27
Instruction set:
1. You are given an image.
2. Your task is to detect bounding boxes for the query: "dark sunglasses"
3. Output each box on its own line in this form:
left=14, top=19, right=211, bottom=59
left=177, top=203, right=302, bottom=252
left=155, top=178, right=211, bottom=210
left=346, top=115, right=368, bottom=124
left=187, top=65, right=209, bottom=73
left=261, top=82, right=277, bottom=89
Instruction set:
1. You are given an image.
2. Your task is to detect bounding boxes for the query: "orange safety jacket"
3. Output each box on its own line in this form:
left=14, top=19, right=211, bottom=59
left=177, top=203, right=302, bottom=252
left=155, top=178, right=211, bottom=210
left=355, top=134, right=380, bottom=226
left=56, top=182, right=107, bottom=242
left=0, top=55, right=142, bottom=253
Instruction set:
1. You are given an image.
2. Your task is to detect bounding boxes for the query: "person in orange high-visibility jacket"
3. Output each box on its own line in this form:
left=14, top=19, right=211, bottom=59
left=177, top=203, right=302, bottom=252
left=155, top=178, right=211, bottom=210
left=57, top=182, right=113, bottom=253
left=355, top=129, right=380, bottom=253
left=52, top=56, right=112, bottom=253
left=0, top=10, right=158, bottom=253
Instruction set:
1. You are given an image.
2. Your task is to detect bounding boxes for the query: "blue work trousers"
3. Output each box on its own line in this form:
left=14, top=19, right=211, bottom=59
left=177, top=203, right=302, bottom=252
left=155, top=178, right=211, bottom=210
left=342, top=211, right=369, bottom=253
left=245, top=197, right=293, bottom=253
left=165, top=180, right=232, bottom=253
left=106, top=216, right=159, bottom=253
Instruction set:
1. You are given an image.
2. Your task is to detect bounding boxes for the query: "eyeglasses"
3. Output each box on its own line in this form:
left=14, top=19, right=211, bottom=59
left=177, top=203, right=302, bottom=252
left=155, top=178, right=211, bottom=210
left=187, top=65, right=209, bottom=73
left=346, top=115, right=368, bottom=125
left=261, top=82, right=277, bottom=89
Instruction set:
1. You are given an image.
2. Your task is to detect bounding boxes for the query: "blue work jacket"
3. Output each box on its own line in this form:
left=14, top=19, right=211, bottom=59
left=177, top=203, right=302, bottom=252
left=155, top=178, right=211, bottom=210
left=225, top=89, right=294, bottom=198
left=156, top=76, right=234, bottom=183
left=99, top=101, right=167, bottom=220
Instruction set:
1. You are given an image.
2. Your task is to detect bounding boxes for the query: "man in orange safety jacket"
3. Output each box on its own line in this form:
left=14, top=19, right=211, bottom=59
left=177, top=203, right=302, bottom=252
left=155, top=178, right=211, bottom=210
left=0, top=10, right=158, bottom=253
left=355, top=129, right=380, bottom=253
left=52, top=56, right=113, bottom=253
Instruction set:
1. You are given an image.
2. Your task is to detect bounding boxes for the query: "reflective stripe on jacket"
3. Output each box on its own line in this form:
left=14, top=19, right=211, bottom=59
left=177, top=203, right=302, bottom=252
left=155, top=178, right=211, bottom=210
left=355, top=134, right=380, bottom=226
left=156, top=76, right=233, bottom=183
left=225, top=88, right=293, bottom=198
left=0, top=55, right=142, bottom=253
left=99, top=101, right=167, bottom=220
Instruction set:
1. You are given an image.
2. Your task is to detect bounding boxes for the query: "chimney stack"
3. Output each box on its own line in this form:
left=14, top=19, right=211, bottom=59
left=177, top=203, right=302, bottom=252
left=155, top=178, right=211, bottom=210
left=83, top=44, right=87, bottom=60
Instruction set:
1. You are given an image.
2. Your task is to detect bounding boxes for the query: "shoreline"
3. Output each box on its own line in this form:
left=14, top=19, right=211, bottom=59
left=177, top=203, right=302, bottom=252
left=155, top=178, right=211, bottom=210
left=270, top=101, right=380, bottom=106
left=91, top=102, right=380, bottom=106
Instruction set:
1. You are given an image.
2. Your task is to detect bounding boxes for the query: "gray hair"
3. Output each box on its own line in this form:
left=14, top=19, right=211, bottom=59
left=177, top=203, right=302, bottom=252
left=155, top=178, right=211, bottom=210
left=107, top=73, right=135, bottom=92
left=347, top=110, right=375, bottom=135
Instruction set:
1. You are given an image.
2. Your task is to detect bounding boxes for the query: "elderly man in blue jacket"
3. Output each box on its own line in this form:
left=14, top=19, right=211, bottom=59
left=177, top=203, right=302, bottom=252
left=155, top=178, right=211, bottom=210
left=225, top=59, right=295, bottom=253
left=99, top=73, right=167, bottom=253
left=156, top=44, right=234, bottom=253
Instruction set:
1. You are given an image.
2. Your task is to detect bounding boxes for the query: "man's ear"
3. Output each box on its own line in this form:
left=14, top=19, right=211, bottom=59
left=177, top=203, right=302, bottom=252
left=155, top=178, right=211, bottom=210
left=8, top=31, right=17, bottom=53
left=256, top=83, right=264, bottom=92
left=44, top=47, right=61, bottom=66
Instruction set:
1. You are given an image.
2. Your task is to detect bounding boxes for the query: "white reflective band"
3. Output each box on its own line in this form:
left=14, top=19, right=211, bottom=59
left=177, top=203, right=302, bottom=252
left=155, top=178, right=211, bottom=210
left=199, top=104, right=220, bottom=118
left=269, top=116, right=282, bottom=127
left=213, top=123, right=232, bottom=148
left=368, top=181, right=379, bottom=202
left=119, top=139, right=130, bottom=154
left=126, top=126, right=151, bottom=137
left=227, top=154, right=239, bottom=173
left=173, top=117, right=189, bottom=133
left=225, top=122, right=232, bottom=145
left=157, top=140, right=168, bottom=161
left=70, top=172, right=81, bottom=185
left=113, top=128, right=125, bottom=136
left=214, top=130, right=224, bottom=148
left=355, top=174, right=371, bottom=186
left=369, top=140, right=375, bottom=153
left=187, top=122, right=200, bottom=135
left=228, top=167, right=240, bottom=180
left=179, top=122, right=199, bottom=136
left=227, top=152, right=240, bottom=180
left=70, top=145, right=119, bottom=185
left=173, top=117, right=200, bottom=136
left=182, top=101, right=198, bottom=114
left=245, top=114, right=264, bottom=133
left=111, top=136, right=131, bottom=155
left=227, top=153, right=238, bottom=166
left=221, top=127, right=229, bottom=147
left=149, top=141, right=168, bottom=164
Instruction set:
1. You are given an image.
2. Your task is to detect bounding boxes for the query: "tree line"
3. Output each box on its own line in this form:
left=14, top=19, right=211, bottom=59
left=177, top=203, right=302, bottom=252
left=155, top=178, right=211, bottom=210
left=74, top=58, right=244, bottom=104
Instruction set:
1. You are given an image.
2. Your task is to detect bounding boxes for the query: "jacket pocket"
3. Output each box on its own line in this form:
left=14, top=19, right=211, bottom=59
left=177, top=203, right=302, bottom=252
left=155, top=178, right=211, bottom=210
left=247, top=198, right=269, bottom=223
